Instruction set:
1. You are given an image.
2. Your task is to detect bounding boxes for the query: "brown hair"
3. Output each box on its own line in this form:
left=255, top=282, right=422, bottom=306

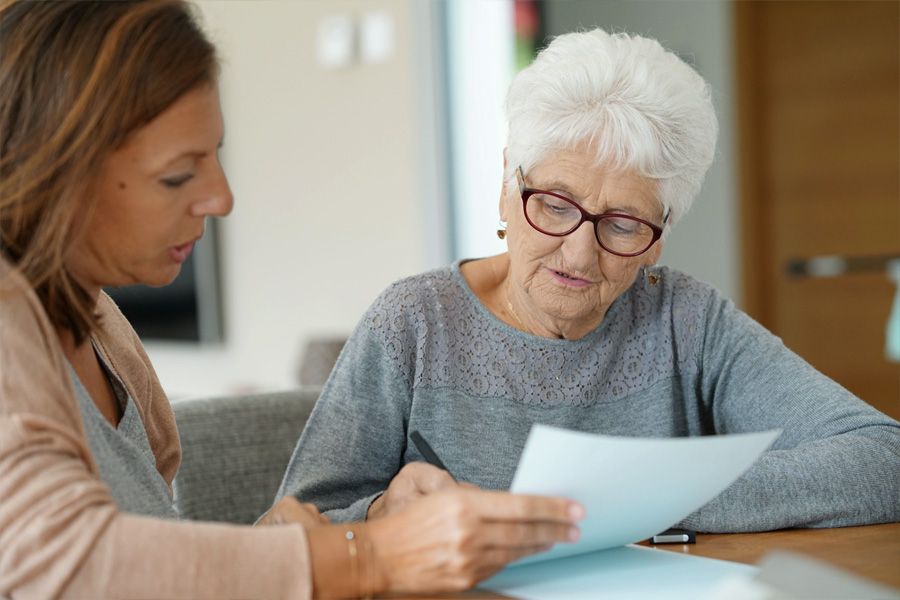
left=0, top=0, right=217, bottom=344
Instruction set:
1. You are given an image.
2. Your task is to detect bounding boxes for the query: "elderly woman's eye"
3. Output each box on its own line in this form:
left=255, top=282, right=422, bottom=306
left=541, top=195, right=575, bottom=215
left=605, top=217, right=640, bottom=236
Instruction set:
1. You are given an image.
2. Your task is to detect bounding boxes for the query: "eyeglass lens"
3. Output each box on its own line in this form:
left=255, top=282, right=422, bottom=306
left=524, top=193, right=655, bottom=255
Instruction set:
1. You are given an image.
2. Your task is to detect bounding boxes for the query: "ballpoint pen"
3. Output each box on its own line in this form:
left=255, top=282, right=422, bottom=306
left=409, top=430, right=457, bottom=481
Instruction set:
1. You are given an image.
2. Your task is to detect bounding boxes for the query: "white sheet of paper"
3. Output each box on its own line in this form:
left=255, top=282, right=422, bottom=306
left=510, top=426, right=781, bottom=564
left=481, top=545, right=757, bottom=600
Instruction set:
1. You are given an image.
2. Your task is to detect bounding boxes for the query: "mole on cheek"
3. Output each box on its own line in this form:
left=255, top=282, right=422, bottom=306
left=117, top=181, right=127, bottom=190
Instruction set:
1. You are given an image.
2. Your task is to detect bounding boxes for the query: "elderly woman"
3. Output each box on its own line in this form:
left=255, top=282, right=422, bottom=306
left=279, top=28, right=900, bottom=531
left=0, top=2, right=582, bottom=598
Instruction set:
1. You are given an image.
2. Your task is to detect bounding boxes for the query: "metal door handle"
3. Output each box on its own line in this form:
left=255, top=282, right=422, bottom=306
left=786, top=255, right=900, bottom=279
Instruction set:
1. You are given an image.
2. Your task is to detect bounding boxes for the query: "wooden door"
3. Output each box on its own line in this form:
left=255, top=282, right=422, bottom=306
left=736, top=0, right=900, bottom=419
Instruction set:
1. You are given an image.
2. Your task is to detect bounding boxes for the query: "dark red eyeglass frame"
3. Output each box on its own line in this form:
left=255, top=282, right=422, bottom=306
left=516, top=165, right=666, bottom=258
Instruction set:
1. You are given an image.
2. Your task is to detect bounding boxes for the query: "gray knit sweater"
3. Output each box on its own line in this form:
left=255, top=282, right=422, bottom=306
left=278, top=263, right=900, bottom=531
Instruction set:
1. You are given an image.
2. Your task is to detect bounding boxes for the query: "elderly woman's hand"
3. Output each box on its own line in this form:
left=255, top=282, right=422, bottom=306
left=367, top=461, right=462, bottom=520
left=365, top=487, right=584, bottom=594
left=256, top=496, right=330, bottom=528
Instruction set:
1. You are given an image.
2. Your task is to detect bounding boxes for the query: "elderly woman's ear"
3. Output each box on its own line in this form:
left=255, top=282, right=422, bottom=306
left=498, top=192, right=510, bottom=225
left=643, top=240, right=663, bottom=267
left=498, top=148, right=511, bottom=222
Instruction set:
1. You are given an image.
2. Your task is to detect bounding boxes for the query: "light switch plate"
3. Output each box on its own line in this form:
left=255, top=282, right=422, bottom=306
left=316, top=14, right=355, bottom=69
left=360, top=11, right=394, bottom=64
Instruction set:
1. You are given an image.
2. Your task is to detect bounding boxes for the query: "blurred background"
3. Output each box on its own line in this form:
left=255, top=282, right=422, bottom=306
left=109, top=0, right=899, bottom=420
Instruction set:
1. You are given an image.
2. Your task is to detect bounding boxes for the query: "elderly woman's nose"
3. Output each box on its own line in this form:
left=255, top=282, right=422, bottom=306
left=566, top=221, right=600, bottom=250
left=560, top=221, right=601, bottom=268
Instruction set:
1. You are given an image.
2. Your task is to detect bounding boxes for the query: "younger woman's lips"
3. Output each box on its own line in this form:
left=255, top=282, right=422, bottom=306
left=168, top=241, right=195, bottom=264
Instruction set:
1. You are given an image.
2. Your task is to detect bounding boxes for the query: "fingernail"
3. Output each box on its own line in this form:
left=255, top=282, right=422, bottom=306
left=569, top=503, right=586, bottom=520
left=568, top=527, right=580, bottom=542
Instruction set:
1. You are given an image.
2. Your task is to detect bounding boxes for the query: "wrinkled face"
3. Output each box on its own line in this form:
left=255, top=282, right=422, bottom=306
left=500, top=145, right=664, bottom=332
left=69, top=84, right=233, bottom=291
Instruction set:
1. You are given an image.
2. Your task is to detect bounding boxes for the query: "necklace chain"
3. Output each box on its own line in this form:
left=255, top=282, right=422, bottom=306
left=505, top=284, right=528, bottom=332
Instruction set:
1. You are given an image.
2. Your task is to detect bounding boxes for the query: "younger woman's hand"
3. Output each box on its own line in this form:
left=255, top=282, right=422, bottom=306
left=366, top=487, right=584, bottom=594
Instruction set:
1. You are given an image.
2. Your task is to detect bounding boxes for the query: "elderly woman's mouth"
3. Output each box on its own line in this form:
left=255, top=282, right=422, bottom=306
left=547, top=267, right=594, bottom=287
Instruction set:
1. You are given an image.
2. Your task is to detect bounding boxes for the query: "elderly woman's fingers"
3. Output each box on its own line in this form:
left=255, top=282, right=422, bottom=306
left=369, top=461, right=459, bottom=520
left=402, top=461, right=458, bottom=493
left=256, top=497, right=326, bottom=529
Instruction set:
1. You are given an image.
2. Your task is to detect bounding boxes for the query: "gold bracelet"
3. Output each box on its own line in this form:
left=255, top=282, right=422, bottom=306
left=361, top=528, right=374, bottom=600
left=347, top=527, right=377, bottom=600
left=345, top=529, right=360, bottom=598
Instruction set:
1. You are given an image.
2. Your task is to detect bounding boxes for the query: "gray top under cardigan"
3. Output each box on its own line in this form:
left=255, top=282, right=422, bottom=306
left=68, top=349, right=178, bottom=519
left=278, top=263, right=900, bottom=531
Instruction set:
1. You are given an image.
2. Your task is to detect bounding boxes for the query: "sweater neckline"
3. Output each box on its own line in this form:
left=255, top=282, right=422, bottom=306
left=449, top=258, right=623, bottom=347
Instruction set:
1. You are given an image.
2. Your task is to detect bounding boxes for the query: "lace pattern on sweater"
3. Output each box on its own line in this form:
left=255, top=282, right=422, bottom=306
left=363, top=265, right=710, bottom=408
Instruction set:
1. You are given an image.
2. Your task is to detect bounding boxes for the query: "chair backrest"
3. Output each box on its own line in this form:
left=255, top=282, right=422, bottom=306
left=297, top=336, right=346, bottom=386
left=172, top=388, right=319, bottom=524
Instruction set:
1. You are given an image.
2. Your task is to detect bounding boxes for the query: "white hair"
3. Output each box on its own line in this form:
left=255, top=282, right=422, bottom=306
left=504, top=28, right=718, bottom=233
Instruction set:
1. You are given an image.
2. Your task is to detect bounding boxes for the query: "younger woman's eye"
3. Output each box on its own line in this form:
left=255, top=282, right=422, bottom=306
left=160, top=173, right=194, bottom=188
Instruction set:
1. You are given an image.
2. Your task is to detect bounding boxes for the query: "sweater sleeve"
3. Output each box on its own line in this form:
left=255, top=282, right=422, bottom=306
left=680, top=291, right=900, bottom=532
left=0, top=417, right=312, bottom=600
left=277, top=299, right=412, bottom=523
left=0, top=275, right=313, bottom=599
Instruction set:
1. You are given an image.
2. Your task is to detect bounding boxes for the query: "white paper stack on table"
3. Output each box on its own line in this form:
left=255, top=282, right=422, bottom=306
left=480, top=425, right=781, bottom=600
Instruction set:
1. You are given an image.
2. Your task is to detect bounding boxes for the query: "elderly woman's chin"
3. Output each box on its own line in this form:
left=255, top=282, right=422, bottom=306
left=528, top=280, right=605, bottom=324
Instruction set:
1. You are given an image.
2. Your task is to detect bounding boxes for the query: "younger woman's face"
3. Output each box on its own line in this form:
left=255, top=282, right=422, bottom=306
left=69, top=84, right=233, bottom=292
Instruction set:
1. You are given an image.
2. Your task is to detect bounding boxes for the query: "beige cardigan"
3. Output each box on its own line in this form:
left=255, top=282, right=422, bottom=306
left=0, top=258, right=312, bottom=599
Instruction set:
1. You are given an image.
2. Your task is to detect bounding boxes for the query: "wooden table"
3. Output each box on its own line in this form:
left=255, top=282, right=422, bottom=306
left=393, top=523, right=900, bottom=599
left=638, top=523, right=900, bottom=589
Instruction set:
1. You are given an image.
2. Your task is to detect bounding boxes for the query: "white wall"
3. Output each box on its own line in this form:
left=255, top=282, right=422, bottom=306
left=544, top=0, right=740, bottom=302
left=145, top=0, right=739, bottom=398
left=146, top=0, right=444, bottom=398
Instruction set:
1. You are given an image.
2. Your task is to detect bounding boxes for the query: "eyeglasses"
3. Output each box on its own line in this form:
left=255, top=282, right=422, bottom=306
left=516, top=166, right=666, bottom=257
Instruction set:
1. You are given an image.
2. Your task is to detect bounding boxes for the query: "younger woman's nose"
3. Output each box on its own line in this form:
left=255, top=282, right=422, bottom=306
left=190, top=166, right=234, bottom=217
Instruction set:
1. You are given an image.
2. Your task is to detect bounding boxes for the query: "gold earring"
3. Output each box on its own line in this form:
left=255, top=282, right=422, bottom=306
left=645, top=266, right=660, bottom=285
left=496, top=229, right=506, bottom=240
